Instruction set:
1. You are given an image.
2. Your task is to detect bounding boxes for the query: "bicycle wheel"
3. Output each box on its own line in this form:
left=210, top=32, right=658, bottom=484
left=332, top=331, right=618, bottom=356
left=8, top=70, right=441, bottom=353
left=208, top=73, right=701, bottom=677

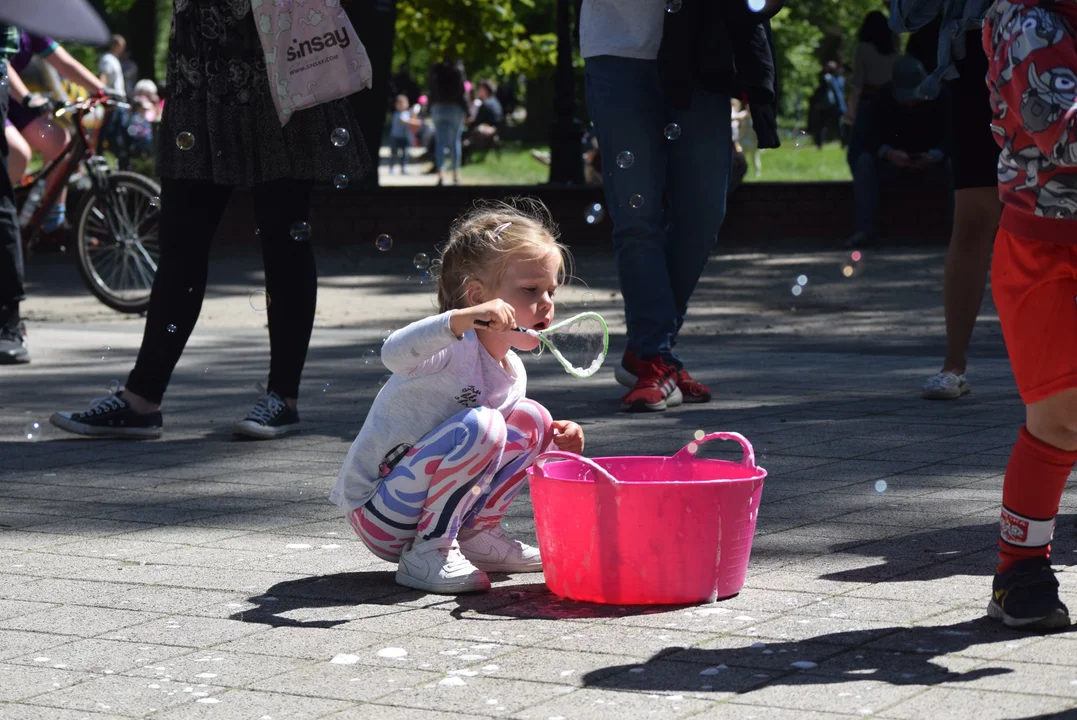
left=74, top=171, right=161, bottom=314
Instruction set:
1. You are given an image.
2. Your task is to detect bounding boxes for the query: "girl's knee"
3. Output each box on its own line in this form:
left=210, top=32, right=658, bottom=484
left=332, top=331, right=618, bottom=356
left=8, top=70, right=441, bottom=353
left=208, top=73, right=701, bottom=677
left=456, top=406, right=507, bottom=448
left=1027, top=389, right=1077, bottom=452
left=510, top=399, right=553, bottom=450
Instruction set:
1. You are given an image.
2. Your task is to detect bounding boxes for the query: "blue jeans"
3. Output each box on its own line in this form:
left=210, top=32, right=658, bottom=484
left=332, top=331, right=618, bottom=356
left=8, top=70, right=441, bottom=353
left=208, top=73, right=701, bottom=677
left=430, top=103, right=465, bottom=173
left=584, top=55, right=733, bottom=367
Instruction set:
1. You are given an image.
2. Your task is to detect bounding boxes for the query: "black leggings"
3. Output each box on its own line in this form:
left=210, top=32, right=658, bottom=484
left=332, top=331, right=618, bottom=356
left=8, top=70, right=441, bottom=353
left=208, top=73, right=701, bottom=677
left=126, top=178, right=316, bottom=405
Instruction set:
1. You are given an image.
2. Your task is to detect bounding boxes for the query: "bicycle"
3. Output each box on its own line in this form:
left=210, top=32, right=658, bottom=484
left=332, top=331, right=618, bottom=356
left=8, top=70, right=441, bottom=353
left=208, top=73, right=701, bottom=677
left=16, top=94, right=161, bottom=314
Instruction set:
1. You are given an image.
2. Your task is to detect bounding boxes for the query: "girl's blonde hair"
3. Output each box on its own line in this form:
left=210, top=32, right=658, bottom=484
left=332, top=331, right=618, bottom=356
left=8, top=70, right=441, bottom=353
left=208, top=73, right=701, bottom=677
left=435, top=197, right=573, bottom=313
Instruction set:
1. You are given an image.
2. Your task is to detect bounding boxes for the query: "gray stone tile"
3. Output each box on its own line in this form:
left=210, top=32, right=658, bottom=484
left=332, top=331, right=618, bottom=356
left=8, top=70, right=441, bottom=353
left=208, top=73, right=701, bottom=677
left=127, top=649, right=310, bottom=687
left=727, top=674, right=924, bottom=715
left=102, top=616, right=268, bottom=648
left=514, top=687, right=714, bottom=719
left=7, top=638, right=184, bottom=674
left=24, top=673, right=224, bottom=715
left=0, top=663, right=96, bottom=702
left=150, top=689, right=356, bottom=719
left=0, top=629, right=73, bottom=661
left=880, top=687, right=1077, bottom=719
left=212, top=626, right=397, bottom=660
left=0, top=605, right=163, bottom=638
left=470, top=647, right=646, bottom=686
left=322, top=707, right=487, bottom=720
left=246, top=661, right=439, bottom=702
left=377, top=675, right=575, bottom=716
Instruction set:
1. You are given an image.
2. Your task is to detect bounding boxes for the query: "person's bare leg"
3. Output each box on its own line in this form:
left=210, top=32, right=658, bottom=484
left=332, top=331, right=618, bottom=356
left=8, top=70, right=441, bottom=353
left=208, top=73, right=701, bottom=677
left=26, top=117, right=71, bottom=208
left=6, top=125, right=30, bottom=184
left=941, top=186, right=1002, bottom=374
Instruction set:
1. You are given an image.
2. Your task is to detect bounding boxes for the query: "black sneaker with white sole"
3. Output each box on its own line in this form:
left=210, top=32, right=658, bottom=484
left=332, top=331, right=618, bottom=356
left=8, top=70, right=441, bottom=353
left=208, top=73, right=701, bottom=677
left=50, top=391, right=163, bottom=439
left=232, top=390, right=300, bottom=439
left=987, top=558, right=1071, bottom=631
left=0, top=321, right=30, bottom=364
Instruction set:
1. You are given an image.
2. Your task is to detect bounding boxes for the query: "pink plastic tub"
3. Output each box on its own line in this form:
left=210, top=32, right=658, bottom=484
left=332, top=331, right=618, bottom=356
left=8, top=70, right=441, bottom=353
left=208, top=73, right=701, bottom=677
left=527, top=432, right=766, bottom=605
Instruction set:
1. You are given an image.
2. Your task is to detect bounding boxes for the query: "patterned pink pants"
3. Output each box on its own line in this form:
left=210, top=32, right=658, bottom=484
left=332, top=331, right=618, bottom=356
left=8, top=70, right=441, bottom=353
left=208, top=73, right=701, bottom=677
left=349, top=399, right=551, bottom=561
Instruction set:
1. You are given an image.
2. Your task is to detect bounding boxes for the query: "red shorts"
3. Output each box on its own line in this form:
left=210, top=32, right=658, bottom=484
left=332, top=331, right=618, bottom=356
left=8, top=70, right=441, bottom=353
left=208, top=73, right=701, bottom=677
left=992, top=227, right=1077, bottom=405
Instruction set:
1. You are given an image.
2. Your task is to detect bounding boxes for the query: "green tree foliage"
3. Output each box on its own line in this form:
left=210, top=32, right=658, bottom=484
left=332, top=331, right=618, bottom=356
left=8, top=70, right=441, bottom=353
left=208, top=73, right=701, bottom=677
left=393, top=0, right=557, bottom=81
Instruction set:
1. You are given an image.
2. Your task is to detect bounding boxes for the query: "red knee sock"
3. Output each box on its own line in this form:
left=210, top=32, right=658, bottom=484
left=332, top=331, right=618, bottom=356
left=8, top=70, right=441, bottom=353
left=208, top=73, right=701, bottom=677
left=997, top=426, right=1077, bottom=573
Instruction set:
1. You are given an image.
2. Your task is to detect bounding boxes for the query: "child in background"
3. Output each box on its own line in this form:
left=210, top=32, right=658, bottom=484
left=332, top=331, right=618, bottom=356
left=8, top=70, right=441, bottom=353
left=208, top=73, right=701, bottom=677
left=731, top=98, right=761, bottom=177
left=388, top=94, right=420, bottom=174
left=983, top=0, right=1077, bottom=630
left=332, top=199, right=585, bottom=593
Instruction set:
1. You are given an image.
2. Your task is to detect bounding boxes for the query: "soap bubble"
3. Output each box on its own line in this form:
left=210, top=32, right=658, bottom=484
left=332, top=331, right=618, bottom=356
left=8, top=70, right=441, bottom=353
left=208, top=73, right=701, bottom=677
left=96, top=346, right=112, bottom=361
left=842, top=265, right=856, bottom=278
left=413, top=253, right=430, bottom=270
left=615, top=151, right=635, bottom=169
left=747, top=0, right=766, bottom=11
left=791, top=285, right=803, bottom=297
left=664, top=123, right=682, bottom=141
left=149, top=196, right=160, bottom=209
left=582, top=292, right=595, bottom=306
left=290, top=221, right=312, bottom=242
left=792, top=131, right=811, bottom=149
left=363, top=349, right=378, bottom=365
left=332, top=174, right=349, bottom=190
left=378, top=374, right=391, bottom=387
left=107, top=379, right=120, bottom=394
left=322, top=382, right=331, bottom=393
left=629, top=194, right=644, bottom=209
left=851, top=250, right=863, bottom=262
left=375, top=234, right=393, bottom=251
left=330, top=128, right=350, bottom=147
left=24, top=421, right=42, bottom=442
left=249, top=290, right=271, bottom=311
left=686, top=442, right=699, bottom=455
left=694, top=429, right=705, bottom=441
left=585, top=203, right=606, bottom=225
left=416, top=270, right=432, bottom=284
left=875, top=480, right=887, bottom=493
left=666, top=0, right=682, bottom=12
left=175, top=132, right=195, bottom=150
left=796, top=275, right=808, bottom=287
left=166, top=324, right=177, bottom=333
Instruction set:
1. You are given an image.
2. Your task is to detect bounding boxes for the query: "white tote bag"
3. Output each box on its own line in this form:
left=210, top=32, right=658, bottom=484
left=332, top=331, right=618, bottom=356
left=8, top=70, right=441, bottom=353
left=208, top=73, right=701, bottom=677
left=250, top=0, right=373, bottom=125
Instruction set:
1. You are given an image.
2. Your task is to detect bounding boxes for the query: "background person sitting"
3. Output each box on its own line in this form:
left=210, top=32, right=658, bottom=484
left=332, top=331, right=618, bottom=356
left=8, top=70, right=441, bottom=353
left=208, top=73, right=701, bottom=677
left=847, top=55, right=950, bottom=249
left=464, top=79, right=503, bottom=160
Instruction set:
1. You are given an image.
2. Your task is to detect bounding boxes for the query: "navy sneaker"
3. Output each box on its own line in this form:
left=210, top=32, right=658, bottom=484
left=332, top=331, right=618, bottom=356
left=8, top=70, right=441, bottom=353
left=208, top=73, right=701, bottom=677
left=50, top=391, right=163, bottom=439
left=988, top=558, right=1071, bottom=631
left=232, top=390, right=300, bottom=439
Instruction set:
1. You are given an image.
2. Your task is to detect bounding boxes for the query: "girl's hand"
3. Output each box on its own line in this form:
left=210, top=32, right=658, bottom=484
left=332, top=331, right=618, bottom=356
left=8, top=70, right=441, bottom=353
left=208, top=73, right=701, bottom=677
left=551, top=420, right=584, bottom=454
left=453, top=299, right=517, bottom=335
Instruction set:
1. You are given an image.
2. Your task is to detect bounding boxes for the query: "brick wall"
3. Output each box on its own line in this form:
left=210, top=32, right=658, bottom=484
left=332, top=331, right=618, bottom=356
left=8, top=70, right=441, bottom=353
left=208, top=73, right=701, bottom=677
left=214, top=181, right=953, bottom=250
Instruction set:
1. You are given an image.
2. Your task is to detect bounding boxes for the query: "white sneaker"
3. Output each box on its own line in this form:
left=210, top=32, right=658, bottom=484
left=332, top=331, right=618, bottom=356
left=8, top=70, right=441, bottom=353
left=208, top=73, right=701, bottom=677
left=921, top=371, right=970, bottom=400
left=458, top=526, right=543, bottom=573
left=395, top=537, right=490, bottom=594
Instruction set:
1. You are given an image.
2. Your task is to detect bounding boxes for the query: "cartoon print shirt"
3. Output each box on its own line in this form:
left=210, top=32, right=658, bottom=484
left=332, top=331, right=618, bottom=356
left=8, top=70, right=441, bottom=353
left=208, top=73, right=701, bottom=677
left=330, top=311, right=526, bottom=514
left=985, top=0, right=1077, bottom=242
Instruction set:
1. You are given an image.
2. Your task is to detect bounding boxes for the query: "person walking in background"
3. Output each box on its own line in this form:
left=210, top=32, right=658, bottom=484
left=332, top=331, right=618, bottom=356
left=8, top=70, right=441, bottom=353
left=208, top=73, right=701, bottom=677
left=96, top=34, right=129, bottom=169
left=845, top=11, right=899, bottom=168
left=809, top=61, right=847, bottom=149
left=50, top=0, right=370, bottom=440
left=427, top=57, right=468, bottom=186
left=582, top=0, right=780, bottom=412
left=5, top=31, right=105, bottom=233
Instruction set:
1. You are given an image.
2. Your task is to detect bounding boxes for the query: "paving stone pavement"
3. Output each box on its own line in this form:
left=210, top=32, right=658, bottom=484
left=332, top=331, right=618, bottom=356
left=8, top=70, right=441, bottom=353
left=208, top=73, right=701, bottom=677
left=3, top=244, right=1077, bottom=719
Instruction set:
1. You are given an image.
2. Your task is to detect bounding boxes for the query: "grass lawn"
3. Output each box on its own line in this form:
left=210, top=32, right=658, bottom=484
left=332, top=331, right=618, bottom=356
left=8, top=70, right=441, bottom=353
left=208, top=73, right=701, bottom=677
left=457, top=139, right=851, bottom=186
left=458, top=141, right=551, bottom=186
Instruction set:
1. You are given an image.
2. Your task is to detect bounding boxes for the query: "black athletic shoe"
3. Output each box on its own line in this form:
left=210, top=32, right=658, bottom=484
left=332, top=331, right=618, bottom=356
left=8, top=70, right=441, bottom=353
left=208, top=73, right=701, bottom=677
left=0, top=321, right=30, bottom=364
left=232, top=390, right=300, bottom=439
left=987, top=557, right=1071, bottom=631
left=50, top=391, right=163, bottom=439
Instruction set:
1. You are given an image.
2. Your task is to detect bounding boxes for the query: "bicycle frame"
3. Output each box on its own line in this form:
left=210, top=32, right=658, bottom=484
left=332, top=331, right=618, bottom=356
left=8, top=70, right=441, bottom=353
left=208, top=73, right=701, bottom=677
left=18, top=98, right=122, bottom=248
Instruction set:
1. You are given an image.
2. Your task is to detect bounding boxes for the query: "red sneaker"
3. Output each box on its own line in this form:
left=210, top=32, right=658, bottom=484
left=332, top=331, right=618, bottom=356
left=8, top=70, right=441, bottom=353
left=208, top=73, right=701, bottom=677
left=676, top=368, right=712, bottom=403
left=620, top=356, right=683, bottom=412
left=615, top=349, right=712, bottom=404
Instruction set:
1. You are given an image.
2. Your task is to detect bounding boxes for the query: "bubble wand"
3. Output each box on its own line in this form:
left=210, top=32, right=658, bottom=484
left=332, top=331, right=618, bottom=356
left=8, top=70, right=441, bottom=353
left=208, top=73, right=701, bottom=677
left=475, top=311, right=609, bottom=378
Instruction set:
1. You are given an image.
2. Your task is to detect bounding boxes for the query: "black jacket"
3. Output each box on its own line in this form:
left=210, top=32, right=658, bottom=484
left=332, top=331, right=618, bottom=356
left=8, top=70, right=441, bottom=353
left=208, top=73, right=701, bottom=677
left=658, top=1, right=782, bottom=148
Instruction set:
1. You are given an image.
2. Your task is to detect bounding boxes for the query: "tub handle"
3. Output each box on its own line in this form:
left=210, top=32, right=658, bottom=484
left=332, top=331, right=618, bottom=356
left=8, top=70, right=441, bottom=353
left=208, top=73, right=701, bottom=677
left=673, top=432, right=756, bottom=468
left=534, top=451, right=620, bottom=485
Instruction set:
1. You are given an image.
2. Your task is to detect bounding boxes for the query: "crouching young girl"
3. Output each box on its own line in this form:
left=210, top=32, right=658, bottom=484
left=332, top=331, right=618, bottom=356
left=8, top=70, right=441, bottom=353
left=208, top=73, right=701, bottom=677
left=331, top=199, right=584, bottom=593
